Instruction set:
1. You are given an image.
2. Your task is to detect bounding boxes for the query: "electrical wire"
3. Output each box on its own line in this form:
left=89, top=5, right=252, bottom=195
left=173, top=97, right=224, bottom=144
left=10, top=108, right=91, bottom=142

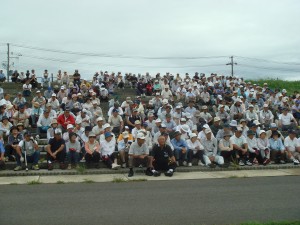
left=235, top=56, right=300, bottom=66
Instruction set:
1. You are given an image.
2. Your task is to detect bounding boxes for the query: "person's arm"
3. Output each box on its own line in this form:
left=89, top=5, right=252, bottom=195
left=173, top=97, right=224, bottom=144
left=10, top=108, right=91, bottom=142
left=53, top=143, right=65, bottom=155
left=171, top=139, right=181, bottom=151
left=84, top=142, right=92, bottom=155
left=33, top=140, right=39, bottom=150
left=219, top=139, right=229, bottom=151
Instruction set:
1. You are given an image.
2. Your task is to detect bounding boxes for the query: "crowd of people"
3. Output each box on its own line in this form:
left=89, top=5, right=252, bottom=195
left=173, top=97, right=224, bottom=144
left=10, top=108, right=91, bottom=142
left=0, top=69, right=300, bottom=178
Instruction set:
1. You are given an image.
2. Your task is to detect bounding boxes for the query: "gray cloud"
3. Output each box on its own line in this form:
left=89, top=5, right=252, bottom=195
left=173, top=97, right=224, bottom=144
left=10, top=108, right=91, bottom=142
left=0, top=0, right=300, bottom=80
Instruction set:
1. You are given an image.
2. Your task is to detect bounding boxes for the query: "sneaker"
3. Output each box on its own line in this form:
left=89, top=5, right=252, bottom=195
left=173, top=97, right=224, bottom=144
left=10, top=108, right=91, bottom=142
left=182, top=161, right=187, bottom=166
left=67, top=164, right=72, bottom=170
left=293, top=159, right=299, bottom=165
left=14, top=166, right=22, bottom=171
left=187, top=162, right=192, bottom=167
left=121, top=163, right=126, bottom=168
left=112, top=163, right=121, bottom=170
left=32, top=164, right=39, bottom=170
left=153, top=170, right=161, bottom=177
left=128, top=169, right=134, bottom=177
left=145, top=168, right=154, bottom=176
left=246, top=160, right=252, bottom=166
left=280, top=160, right=286, bottom=164
left=164, top=170, right=173, bottom=177
left=198, top=161, right=204, bottom=166
left=138, top=164, right=143, bottom=168
left=176, top=161, right=180, bottom=167
left=263, top=158, right=270, bottom=166
left=239, top=161, right=245, bottom=166
left=4, top=157, right=9, bottom=162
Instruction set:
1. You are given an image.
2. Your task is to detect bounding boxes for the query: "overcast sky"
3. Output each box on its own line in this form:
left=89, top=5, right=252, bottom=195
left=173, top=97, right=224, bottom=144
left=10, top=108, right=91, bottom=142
left=1, top=0, right=300, bottom=80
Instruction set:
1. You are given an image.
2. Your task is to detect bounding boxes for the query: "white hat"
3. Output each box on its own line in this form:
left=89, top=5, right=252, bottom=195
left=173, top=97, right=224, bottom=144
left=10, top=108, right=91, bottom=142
left=190, top=133, right=197, bottom=138
left=135, top=120, right=141, bottom=125
left=54, top=128, right=62, bottom=135
left=122, top=131, right=129, bottom=139
left=125, top=126, right=129, bottom=129
left=263, top=104, right=269, bottom=108
left=96, top=117, right=104, bottom=122
left=67, top=124, right=74, bottom=129
left=249, top=104, right=254, bottom=108
left=60, top=86, right=65, bottom=90
left=181, top=124, right=190, bottom=133
left=214, top=117, right=221, bottom=122
left=180, top=118, right=187, bottom=122
left=185, top=113, right=192, bottom=119
left=202, top=105, right=208, bottom=110
left=203, top=124, right=210, bottom=129
left=162, top=99, right=168, bottom=105
left=229, top=120, right=238, bottom=127
left=136, top=133, right=145, bottom=139
left=155, top=119, right=162, bottom=123
left=236, top=125, right=243, bottom=132
left=259, top=130, right=266, bottom=136
left=282, top=89, right=287, bottom=93
left=51, top=93, right=56, bottom=97
left=253, top=120, right=261, bottom=126
left=92, top=100, right=98, bottom=105
left=205, top=129, right=212, bottom=134
left=103, top=123, right=111, bottom=129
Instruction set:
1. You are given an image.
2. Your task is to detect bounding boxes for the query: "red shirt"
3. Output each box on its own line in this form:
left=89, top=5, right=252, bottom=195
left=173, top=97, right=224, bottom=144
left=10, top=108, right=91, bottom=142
left=57, top=113, right=75, bottom=129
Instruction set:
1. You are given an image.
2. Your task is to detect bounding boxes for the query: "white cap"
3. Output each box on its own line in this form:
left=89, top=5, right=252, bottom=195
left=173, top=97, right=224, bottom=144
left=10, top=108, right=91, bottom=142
left=203, top=124, right=210, bottom=129
left=155, top=119, right=162, bottom=123
left=96, top=117, right=104, bottom=122
left=136, top=133, right=145, bottom=139
left=51, top=93, right=56, bottom=97
left=181, top=124, right=190, bottom=133
left=205, top=129, right=212, bottom=134
left=103, top=123, right=111, bottom=129
left=190, top=133, right=197, bottom=138
left=259, top=130, right=266, bottom=136
left=67, top=124, right=74, bottom=129
left=54, top=128, right=62, bottom=134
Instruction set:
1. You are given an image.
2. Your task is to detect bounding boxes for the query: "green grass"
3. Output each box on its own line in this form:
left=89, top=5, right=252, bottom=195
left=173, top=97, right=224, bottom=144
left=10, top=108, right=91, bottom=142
left=82, top=179, right=95, bottom=183
left=245, top=79, right=300, bottom=95
left=56, top=180, right=65, bottom=184
left=112, top=177, right=148, bottom=183
left=240, top=221, right=300, bottom=225
left=76, top=164, right=86, bottom=174
left=112, top=177, right=126, bottom=183
left=27, top=180, right=42, bottom=185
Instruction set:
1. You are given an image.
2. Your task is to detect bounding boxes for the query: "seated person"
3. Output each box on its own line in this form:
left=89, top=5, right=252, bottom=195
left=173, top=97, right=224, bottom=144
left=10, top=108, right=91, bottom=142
left=284, top=130, right=300, bottom=165
left=247, top=130, right=261, bottom=165
left=202, top=129, right=224, bottom=167
left=257, top=130, right=271, bottom=166
left=269, top=131, right=286, bottom=164
left=46, top=128, right=66, bottom=170
left=187, top=133, right=204, bottom=166
left=0, top=116, right=12, bottom=138
left=4, top=126, right=23, bottom=162
left=22, top=80, right=32, bottom=97
left=66, top=132, right=81, bottom=169
left=230, top=126, right=250, bottom=166
left=218, top=131, right=233, bottom=164
left=117, top=131, right=133, bottom=168
left=12, top=104, right=29, bottom=128
left=128, top=132, right=157, bottom=177
left=171, top=131, right=192, bottom=167
left=37, top=110, right=51, bottom=135
left=152, top=135, right=177, bottom=177
left=100, top=132, right=120, bottom=169
left=84, top=132, right=100, bottom=167
left=14, top=131, right=39, bottom=171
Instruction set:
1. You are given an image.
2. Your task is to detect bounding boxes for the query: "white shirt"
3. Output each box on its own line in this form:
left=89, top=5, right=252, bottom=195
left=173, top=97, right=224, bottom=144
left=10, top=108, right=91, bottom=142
left=100, top=139, right=115, bottom=155
left=279, top=113, right=294, bottom=125
left=284, top=136, right=299, bottom=152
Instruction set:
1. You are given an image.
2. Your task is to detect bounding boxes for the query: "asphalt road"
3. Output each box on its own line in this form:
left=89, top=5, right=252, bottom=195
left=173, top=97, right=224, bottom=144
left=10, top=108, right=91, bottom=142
left=1, top=176, right=300, bottom=225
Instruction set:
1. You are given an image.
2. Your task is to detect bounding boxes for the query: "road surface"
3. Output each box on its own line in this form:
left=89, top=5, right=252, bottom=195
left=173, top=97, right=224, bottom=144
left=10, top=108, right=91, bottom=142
left=1, top=176, right=300, bottom=225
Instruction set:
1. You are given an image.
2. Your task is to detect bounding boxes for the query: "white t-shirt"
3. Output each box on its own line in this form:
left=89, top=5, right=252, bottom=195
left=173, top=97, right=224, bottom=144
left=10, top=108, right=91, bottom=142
left=284, top=136, right=299, bottom=152
left=279, top=113, right=294, bottom=125
left=23, top=84, right=32, bottom=91
left=19, top=139, right=37, bottom=155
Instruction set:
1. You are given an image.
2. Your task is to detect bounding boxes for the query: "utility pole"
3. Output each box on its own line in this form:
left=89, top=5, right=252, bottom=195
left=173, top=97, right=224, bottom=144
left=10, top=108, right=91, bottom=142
left=226, top=56, right=237, bottom=76
left=7, top=43, right=10, bottom=81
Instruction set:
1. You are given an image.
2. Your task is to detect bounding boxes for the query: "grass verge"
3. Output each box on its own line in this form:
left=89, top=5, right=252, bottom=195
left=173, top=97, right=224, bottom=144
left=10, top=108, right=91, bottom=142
left=240, top=221, right=300, bottom=225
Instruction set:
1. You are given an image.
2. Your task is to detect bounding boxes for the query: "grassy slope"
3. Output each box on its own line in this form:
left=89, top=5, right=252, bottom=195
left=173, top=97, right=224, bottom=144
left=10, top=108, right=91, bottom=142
left=245, top=79, right=300, bottom=95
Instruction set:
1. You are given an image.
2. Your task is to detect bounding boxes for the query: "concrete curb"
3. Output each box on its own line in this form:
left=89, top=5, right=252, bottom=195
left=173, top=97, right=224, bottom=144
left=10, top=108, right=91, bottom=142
left=0, top=168, right=299, bottom=185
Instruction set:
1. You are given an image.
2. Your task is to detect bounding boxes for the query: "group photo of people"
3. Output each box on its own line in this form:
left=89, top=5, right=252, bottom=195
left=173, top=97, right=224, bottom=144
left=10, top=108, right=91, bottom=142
left=0, top=69, right=300, bottom=178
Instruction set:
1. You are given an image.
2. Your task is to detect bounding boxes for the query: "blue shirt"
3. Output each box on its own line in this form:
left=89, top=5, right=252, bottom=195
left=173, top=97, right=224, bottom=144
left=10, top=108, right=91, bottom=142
left=171, top=138, right=188, bottom=151
left=269, top=138, right=285, bottom=151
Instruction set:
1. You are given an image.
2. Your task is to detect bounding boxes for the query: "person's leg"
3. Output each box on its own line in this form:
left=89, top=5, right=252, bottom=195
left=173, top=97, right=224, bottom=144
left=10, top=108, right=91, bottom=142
left=214, top=155, right=224, bottom=165
left=92, top=151, right=100, bottom=163
left=220, top=151, right=231, bottom=163
left=203, top=155, right=211, bottom=165
left=31, top=151, right=40, bottom=165
left=194, top=150, right=204, bottom=164
left=186, top=149, right=193, bottom=165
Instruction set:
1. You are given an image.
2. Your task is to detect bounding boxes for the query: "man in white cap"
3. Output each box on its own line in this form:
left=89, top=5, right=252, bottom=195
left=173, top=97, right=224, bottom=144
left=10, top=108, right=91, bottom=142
left=90, top=100, right=104, bottom=125
left=245, top=104, right=258, bottom=124
left=176, top=83, right=187, bottom=101
left=128, top=132, right=157, bottom=177
left=32, top=90, right=46, bottom=109
left=57, top=86, right=67, bottom=103
left=48, top=93, right=60, bottom=110
left=161, top=85, right=173, bottom=100
left=63, top=124, right=74, bottom=143
left=46, top=128, right=66, bottom=170
left=118, top=131, right=133, bottom=168
left=131, top=120, right=143, bottom=140
left=201, top=129, right=224, bottom=167
left=230, top=99, right=244, bottom=120
left=230, top=126, right=250, bottom=166
left=200, top=105, right=212, bottom=124
left=259, top=104, right=274, bottom=128
left=145, top=112, right=155, bottom=132
left=92, top=117, right=104, bottom=138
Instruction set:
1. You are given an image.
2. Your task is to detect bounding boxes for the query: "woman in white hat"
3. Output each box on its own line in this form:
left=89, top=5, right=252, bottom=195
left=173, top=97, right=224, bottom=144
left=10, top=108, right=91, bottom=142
left=47, top=119, right=58, bottom=141
left=186, top=133, right=204, bottom=166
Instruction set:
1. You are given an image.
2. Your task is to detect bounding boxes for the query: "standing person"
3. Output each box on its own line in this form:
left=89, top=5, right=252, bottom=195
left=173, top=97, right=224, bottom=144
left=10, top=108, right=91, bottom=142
left=46, top=128, right=66, bottom=170
left=14, top=132, right=40, bottom=171
left=152, top=135, right=177, bottom=177
left=66, top=132, right=81, bottom=169
left=128, top=133, right=157, bottom=177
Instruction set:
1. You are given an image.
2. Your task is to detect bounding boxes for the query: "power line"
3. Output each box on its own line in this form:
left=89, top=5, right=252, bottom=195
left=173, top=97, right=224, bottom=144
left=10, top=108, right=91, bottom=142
left=235, top=56, right=300, bottom=66
left=238, top=64, right=300, bottom=72
left=11, top=43, right=228, bottom=60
